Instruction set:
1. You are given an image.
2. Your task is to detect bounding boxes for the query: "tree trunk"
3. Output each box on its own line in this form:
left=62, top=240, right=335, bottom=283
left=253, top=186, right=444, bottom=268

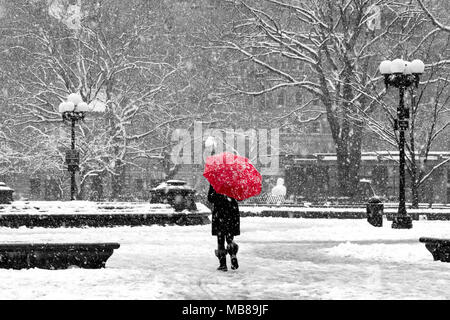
left=77, top=179, right=85, bottom=201
left=411, top=182, right=420, bottom=209
left=409, top=160, right=420, bottom=209
left=329, top=63, right=363, bottom=200
left=336, top=131, right=362, bottom=199
left=111, top=160, right=126, bottom=200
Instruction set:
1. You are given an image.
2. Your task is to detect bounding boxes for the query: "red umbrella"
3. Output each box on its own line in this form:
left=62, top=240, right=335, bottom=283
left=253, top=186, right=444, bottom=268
left=203, top=152, right=262, bottom=201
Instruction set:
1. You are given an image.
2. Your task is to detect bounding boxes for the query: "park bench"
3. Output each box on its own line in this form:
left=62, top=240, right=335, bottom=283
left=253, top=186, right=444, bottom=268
left=0, top=242, right=120, bottom=269
left=419, top=237, right=450, bottom=262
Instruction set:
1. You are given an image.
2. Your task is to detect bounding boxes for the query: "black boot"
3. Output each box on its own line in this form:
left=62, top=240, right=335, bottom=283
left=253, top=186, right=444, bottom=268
left=215, top=249, right=228, bottom=271
left=227, top=242, right=239, bottom=270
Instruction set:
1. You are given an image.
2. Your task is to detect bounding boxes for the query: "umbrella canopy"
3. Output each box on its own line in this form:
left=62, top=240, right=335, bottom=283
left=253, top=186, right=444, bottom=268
left=203, top=152, right=262, bottom=201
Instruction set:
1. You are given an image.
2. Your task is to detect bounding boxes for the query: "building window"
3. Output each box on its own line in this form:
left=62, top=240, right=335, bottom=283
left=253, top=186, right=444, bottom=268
left=30, top=178, right=41, bottom=199
left=43, top=178, right=59, bottom=200
left=295, top=91, right=303, bottom=105
left=211, top=50, right=219, bottom=62
left=277, top=91, right=285, bottom=107
left=308, top=121, right=321, bottom=134
left=136, top=178, right=144, bottom=191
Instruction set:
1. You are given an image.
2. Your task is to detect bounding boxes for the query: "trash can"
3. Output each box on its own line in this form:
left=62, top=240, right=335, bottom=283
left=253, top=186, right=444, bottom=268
left=366, top=196, right=383, bottom=227
left=0, top=182, right=14, bottom=204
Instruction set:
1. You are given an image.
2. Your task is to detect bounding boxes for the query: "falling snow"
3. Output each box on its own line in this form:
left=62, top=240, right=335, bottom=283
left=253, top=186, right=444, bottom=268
left=1, top=0, right=450, bottom=303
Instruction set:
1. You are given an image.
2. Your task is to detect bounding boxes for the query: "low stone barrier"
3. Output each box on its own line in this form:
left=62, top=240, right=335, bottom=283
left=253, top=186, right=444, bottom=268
left=0, top=201, right=211, bottom=228
left=0, top=213, right=210, bottom=228
left=239, top=206, right=450, bottom=220
left=419, top=238, right=450, bottom=262
left=0, top=243, right=120, bottom=269
left=240, top=210, right=367, bottom=219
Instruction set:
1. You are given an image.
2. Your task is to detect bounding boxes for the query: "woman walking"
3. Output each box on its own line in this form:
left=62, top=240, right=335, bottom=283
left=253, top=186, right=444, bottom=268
left=207, top=183, right=240, bottom=271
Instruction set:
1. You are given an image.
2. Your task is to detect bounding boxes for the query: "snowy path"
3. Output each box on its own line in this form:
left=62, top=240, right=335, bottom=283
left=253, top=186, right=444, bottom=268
left=0, top=217, right=450, bottom=299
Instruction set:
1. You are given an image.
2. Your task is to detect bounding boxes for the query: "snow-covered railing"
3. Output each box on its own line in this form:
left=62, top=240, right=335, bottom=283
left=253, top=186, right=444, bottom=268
left=238, top=205, right=450, bottom=220
left=240, top=200, right=450, bottom=209
left=243, top=193, right=286, bottom=204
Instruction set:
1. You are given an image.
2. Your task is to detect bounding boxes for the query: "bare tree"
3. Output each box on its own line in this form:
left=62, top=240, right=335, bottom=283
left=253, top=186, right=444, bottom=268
left=1, top=0, right=200, bottom=199
left=363, top=77, right=450, bottom=206
left=204, top=0, right=427, bottom=198
left=360, top=26, right=450, bottom=207
left=416, top=0, right=450, bottom=33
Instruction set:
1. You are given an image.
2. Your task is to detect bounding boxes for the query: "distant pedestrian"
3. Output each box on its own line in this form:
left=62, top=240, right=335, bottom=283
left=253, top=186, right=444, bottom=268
left=207, top=183, right=240, bottom=271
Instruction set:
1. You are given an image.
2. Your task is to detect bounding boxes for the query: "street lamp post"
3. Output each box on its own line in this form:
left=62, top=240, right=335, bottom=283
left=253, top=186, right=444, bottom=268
left=59, top=93, right=90, bottom=201
left=379, top=58, right=425, bottom=229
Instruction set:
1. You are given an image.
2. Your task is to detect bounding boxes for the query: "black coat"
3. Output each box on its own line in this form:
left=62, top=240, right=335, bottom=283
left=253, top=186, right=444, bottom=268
left=207, top=184, right=240, bottom=236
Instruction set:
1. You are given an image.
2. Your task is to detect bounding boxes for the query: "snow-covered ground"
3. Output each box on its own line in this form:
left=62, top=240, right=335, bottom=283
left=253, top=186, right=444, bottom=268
left=1, top=217, right=450, bottom=299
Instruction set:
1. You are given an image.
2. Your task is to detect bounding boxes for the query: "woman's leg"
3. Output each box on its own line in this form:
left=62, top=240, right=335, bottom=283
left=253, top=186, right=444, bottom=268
left=217, top=234, right=226, bottom=250
left=226, top=235, right=239, bottom=270
left=225, top=235, right=234, bottom=245
left=215, top=234, right=227, bottom=271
